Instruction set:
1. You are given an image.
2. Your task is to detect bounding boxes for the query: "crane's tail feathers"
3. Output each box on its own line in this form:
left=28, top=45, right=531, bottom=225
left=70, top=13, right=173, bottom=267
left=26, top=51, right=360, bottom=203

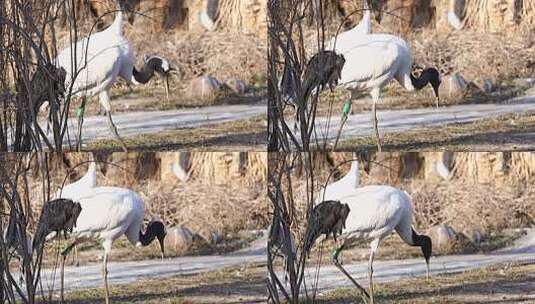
left=304, top=200, right=350, bottom=256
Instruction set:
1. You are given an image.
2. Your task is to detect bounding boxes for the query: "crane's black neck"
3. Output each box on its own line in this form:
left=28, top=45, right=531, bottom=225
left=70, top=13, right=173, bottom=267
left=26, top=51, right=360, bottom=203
left=410, top=68, right=440, bottom=90
left=139, top=221, right=165, bottom=246
left=411, top=228, right=432, bottom=263
left=133, top=61, right=158, bottom=84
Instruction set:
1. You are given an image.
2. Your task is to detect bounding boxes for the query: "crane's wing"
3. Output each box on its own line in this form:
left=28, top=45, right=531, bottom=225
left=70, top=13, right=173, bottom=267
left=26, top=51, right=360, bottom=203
left=74, top=187, right=143, bottom=235
left=55, top=34, right=123, bottom=96
left=338, top=37, right=403, bottom=88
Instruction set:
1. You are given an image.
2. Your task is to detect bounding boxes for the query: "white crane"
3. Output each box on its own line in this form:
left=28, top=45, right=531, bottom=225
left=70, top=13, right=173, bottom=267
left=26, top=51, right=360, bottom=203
left=60, top=186, right=167, bottom=304
left=319, top=153, right=360, bottom=202
left=329, top=33, right=441, bottom=151
left=306, top=186, right=432, bottom=304
left=54, top=2, right=174, bottom=151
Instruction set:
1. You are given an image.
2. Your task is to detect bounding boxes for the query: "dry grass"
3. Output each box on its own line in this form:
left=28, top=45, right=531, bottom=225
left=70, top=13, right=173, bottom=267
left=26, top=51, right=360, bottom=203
left=84, top=116, right=267, bottom=152
left=319, top=262, right=535, bottom=303
left=61, top=263, right=266, bottom=303
left=334, top=113, right=535, bottom=151
left=411, top=29, right=535, bottom=83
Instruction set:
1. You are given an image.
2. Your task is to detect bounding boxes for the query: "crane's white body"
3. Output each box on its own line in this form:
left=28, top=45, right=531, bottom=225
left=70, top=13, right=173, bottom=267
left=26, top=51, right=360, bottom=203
left=72, top=186, right=145, bottom=251
left=56, top=162, right=97, bottom=200
left=55, top=11, right=137, bottom=102
left=336, top=34, right=415, bottom=93
left=319, top=159, right=360, bottom=202
left=338, top=185, right=414, bottom=245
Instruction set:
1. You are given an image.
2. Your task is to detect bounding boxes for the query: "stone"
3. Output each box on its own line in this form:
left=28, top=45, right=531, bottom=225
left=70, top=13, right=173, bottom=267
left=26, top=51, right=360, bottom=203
left=439, top=73, right=468, bottom=98
left=225, top=79, right=247, bottom=95
left=513, top=78, right=535, bottom=88
left=462, top=227, right=487, bottom=244
left=474, top=79, right=494, bottom=93
left=186, top=75, right=222, bottom=99
left=427, top=224, right=457, bottom=252
left=165, top=226, right=194, bottom=253
left=198, top=228, right=224, bottom=245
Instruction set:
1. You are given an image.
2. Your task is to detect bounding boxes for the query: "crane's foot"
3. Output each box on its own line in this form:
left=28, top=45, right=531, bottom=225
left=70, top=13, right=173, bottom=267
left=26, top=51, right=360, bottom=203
left=106, top=112, right=128, bottom=152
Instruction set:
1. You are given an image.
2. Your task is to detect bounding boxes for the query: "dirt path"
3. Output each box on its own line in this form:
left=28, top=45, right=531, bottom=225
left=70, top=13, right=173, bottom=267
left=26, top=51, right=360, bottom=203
left=295, top=252, right=535, bottom=292
left=36, top=238, right=267, bottom=295
left=304, top=95, right=535, bottom=144
left=32, top=231, right=535, bottom=296
left=24, top=102, right=265, bottom=148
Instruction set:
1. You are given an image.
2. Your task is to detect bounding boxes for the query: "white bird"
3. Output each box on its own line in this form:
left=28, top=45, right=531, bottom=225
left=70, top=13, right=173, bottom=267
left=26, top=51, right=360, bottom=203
left=60, top=186, right=167, bottom=304
left=56, top=154, right=97, bottom=200
left=306, top=186, right=432, bottom=304
left=54, top=2, right=174, bottom=151
left=319, top=153, right=360, bottom=202
left=331, top=33, right=441, bottom=151
left=328, top=0, right=372, bottom=52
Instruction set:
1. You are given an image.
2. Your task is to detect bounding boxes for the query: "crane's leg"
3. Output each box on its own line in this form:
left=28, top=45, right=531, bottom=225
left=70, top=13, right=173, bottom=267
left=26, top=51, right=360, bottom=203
left=61, top=239, right=81, bottom=303
left=73, top=245, right=79, bottom=267
left=103, top=252, right=110, bottom=304
left=101, top=241, right=112, bottom=304
left=332, top=90, right=354, bottom=151
left=370, top=87, right=382, bottom=152
left=332, top=243, right=370, bottom=302
left=61, top=254, right=66, bottom=303
left=368, top=239, right=380, bottom=304
left=99, top=91, right=128, bottom=152
left=76, top=97, right=87, bottom=151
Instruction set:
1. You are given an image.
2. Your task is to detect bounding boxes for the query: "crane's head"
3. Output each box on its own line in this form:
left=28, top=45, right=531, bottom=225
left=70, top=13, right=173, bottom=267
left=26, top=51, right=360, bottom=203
left=144, top=55, right=176, bottom=101
left=118, top=0, right=141, bottom=24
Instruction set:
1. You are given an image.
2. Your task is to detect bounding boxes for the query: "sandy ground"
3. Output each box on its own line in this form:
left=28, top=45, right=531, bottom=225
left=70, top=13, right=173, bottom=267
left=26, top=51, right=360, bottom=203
left=294, top=95, right=535, bottom=147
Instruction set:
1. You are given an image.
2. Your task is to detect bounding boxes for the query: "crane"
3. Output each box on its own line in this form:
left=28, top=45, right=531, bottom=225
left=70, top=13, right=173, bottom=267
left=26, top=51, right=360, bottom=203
left=59, top=186, right=167, bottom=304
left=330, top=33, right=441, bottom=151
left=54, top=1, right=174, bottom=151
left=305, top=186, right=432, bottom=304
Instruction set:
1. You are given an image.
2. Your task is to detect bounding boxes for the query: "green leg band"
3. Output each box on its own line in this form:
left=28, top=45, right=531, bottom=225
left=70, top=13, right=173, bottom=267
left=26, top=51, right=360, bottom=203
left=62, top=243, right=76, bottom=257
left=342, top=102, right=351, bottom=115
left=76, top=102, right=86, bottom=118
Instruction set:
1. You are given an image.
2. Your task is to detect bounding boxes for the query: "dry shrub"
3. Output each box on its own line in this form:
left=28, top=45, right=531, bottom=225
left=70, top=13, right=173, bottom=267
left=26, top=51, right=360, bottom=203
left=411, top=30, right=535, bottom=82
left=409, top=179, right=535, bottom=232
left=128, top=30, right=266, bottom=88
left=189, top=152, right=267, bottom=185
left=510, top=152, right=535, bottom=181
left=217, top=0, right=267, bottom=33
left=463, top=0, right=535, bottom=31
left=142, top=181, right=268, bottom=235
